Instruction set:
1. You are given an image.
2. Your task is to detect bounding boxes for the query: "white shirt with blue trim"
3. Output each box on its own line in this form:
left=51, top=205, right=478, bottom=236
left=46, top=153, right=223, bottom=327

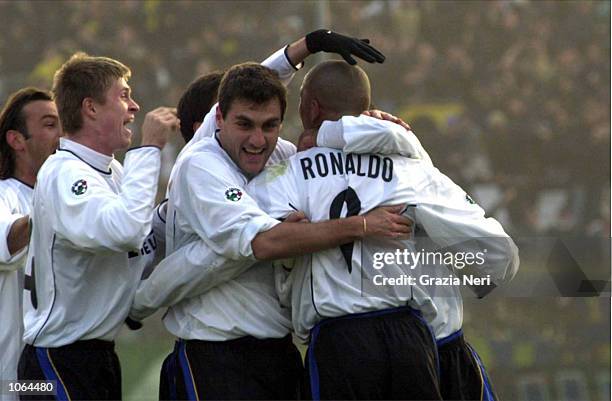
left=0, top=178, right=32, bottom=393
left=248, top=140, right=519, bottom=342
left=22, top=138, right=161, bottom=347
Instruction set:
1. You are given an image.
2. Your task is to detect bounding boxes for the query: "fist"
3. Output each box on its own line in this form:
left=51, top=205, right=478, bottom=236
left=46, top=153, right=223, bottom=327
left=141, top=107, right=180, bottom=149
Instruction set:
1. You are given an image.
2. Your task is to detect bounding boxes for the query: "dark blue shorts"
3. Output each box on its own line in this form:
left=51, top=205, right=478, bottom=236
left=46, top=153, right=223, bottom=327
left=305, top=306, right=442, bottom=400
left=159, top=334, right=303, bottom=400
left=437, top=330, right=498, bottom=401
left=18, top=340, right=120, bottom=401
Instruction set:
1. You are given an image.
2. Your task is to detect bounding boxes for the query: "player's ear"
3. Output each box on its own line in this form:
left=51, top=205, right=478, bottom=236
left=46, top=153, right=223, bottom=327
left=82, top=97, right=96, bottom=120
left=311, top=98, right=323, bottom=126
left=215, top=106, right=223, bottom=129
left=192, top=121, right=202, bottom=133
left=6, top=129, right=27, bottom=152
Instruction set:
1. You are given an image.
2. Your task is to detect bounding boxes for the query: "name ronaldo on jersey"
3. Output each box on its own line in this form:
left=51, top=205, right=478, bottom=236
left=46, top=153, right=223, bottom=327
left=300, top=152, right=393, bottom=182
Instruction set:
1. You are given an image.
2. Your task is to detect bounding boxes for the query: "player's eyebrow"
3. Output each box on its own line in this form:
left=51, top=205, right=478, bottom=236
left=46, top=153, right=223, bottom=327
left=233, top=114, right=280, bottom=127
left=263, top=117, right=281, bottom=125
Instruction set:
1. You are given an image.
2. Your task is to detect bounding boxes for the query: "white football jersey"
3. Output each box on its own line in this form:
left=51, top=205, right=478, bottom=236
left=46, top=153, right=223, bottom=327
left=131, top=116, right=437, bottom=333
left=248, top=145, right=519, bottom=341
left=0, top=178, right=32, bottom=390
left=131, top=45, right=438, bottom=339
left=163, top=137, right=290, bottom=340
left=22, top=138, right=161, bottom=347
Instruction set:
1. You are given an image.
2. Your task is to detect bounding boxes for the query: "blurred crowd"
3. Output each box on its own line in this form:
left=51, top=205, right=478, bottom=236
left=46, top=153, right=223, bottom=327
left=0, top=0, right=608, bottom=237
left=465, top=297, right=610, bottom=400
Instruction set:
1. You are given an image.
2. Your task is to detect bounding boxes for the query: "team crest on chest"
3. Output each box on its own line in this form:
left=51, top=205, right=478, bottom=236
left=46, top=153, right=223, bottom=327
left=225, top=187, right=243, bottom=202
left=71, top=179, right=88, bottom=195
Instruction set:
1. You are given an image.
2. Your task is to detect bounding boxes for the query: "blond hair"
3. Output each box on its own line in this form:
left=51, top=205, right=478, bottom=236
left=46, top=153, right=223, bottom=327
left=52, top=52, right=130, bottom=133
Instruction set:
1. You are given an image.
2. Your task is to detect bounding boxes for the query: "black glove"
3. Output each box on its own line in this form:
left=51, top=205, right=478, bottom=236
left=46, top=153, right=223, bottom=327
left=305, top=29, right=385, bottom=65
left=125, top=317, right=143, bottom=330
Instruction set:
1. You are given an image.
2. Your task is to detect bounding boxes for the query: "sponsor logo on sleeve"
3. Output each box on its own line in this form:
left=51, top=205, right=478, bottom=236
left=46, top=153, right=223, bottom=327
left=71, top=179, right=88, bottom=195
left=225, top=187, right=243, bottom=202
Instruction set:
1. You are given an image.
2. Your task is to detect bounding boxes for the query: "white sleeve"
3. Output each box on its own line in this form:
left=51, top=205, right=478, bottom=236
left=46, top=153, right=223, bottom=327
left=248, top=159, right=302, bottom=306
left=139, top=200, right=168, bottom=279
left=130, top=157, right=299, bottom=320
left=261, top=46, right=302, bottom=86
left=0, top=198, right=26, bottom=269
left=317, top=115, right=433, bottom=165
left=53, top=146, right=161, bottom=252
left=178, top=153, right=281, bottom=260
left=152, top=199, right=167, bottom=255
left=413, top=168, right=519, bottom=287
left=130, top=240, right=254, bottom=321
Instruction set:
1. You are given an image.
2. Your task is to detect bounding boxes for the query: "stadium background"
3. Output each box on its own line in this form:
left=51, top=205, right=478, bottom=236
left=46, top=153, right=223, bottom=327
left=0, top=1, right=609, bottom=400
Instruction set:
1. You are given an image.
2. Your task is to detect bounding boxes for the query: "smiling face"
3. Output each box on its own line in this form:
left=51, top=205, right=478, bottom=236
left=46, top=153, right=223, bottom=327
left=216, top=98, right=281, bottom=177
left=22, top=100, right=61, bottom=174
left=94, top=77, right=139, bottom=155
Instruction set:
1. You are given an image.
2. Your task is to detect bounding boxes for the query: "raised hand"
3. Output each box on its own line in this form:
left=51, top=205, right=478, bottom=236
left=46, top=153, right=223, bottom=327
left=306, top=29, right=386, bottom=65
left=140, top=106, right=180, bottom=149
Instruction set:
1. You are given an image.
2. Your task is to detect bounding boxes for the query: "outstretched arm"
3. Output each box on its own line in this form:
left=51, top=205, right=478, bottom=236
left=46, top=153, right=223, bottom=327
left=189, top=30, right=386, bottom=148
left=315, top=115, right=433, bottom=163
left=252, top=205, right=412, bottom=261
left=285, top=30, right=385, bottom=67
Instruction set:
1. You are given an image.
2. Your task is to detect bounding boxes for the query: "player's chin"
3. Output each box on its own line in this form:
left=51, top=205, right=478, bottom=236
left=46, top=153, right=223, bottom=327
left=122, top=129, right=133, bottom=146
left=240, top=159, right=266, bottom=177
left=243, top=163, right=266, bottom=177
left=240, top=153, right=268, bottom=175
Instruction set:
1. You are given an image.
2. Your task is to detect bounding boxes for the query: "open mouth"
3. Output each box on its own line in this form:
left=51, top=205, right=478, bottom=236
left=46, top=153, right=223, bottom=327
left=243, top=147, right=265, bottom=155
left=123, top=118, right=135, bottom=134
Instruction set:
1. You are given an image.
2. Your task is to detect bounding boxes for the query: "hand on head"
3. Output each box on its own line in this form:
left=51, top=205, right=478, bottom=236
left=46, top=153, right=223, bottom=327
left=306, top=30, right=386, bottom=65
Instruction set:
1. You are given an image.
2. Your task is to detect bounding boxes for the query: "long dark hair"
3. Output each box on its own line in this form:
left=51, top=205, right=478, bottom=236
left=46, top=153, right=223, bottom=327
left=0, top=87, right=52, bottom=179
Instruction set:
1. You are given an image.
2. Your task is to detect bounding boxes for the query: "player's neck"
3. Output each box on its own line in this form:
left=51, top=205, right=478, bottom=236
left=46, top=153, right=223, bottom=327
left=12, top=159, right=36, bottom=187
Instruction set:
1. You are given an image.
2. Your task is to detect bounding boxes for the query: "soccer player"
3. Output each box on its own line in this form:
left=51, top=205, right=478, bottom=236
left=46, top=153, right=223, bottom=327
left=130, top=31, right=429, bottom=400
left=18, top=53, right=179, bottom=400
left=140, top=71, right=224, bottom=267
left=247, top=60, right=519, bottom=400
left=0, top=88, right=61, bottom=400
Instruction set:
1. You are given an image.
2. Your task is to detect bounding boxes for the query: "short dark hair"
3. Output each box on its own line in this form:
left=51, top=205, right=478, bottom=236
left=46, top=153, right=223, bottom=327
left=0, top=87, right=52, bottom=179
left=218, top=63, right=286, bottom=121
left=53, top=52, right=130, bottom=134
left=303, top=60, right=371, bottom=116
left=177, top=71, right=223, bottom=143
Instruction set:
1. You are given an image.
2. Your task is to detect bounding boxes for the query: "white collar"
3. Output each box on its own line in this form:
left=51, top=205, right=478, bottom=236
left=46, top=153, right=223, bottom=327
left=59, top=138, right=114, bottom=173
